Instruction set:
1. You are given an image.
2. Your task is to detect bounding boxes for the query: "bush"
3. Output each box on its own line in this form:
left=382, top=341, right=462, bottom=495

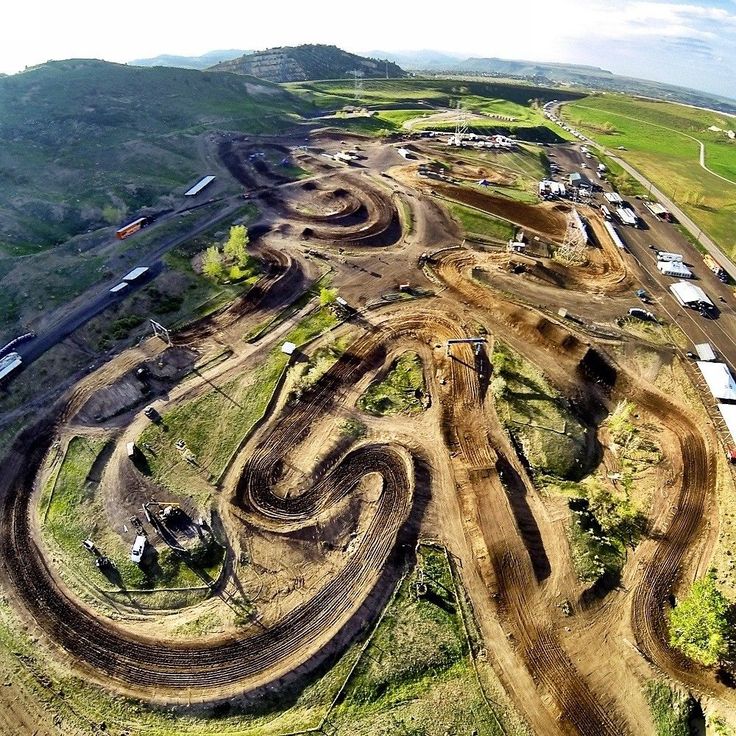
left=669, top=572, right=730, bottom=666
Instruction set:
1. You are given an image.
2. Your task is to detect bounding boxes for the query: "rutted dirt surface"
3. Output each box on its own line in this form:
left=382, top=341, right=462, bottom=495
left=0, top=131, right=729, bottom=735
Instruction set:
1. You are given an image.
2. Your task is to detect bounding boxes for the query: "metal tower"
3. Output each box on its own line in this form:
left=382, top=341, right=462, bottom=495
left=555, top=209, right=588, bottom=265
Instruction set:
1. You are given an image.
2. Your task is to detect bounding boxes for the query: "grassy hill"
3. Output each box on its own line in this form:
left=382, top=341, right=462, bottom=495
left=210, top=44, right=405, bottom=83
left=0, top=59, right=309, bottom=253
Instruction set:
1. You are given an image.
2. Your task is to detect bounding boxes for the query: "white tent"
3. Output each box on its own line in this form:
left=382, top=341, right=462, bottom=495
left=697, top=362, right=736, bottom=401
left=719, top=404, right=736, bottom=445
left=670, top=281, right=713, bottom=307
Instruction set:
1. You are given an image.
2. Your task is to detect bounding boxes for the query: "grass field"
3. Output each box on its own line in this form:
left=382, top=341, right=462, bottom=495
left=447, top=202, right=516, bottom=242
left=358, top=352, right=427, bottom=416
left=562, top=94, right=736, bottom=260
left=139, top=306, right=339, bottom=495
left=39, top=437, right=224, bottom=596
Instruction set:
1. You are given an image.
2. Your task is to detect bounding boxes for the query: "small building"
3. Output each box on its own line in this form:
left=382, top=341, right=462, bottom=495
left=184, top=175, right=216, bottom=197
left=568, top=172, right=593, bottom=192
left=604, top=192, right=624, bottom=205
left=122, top=267, right=150, bottom=283
left=697, top=362, right=736, bottom=402
left=281, top=341, right=296, bottom=356
left=657, top=260, right=692, bottom=279
left=507, top=240, right=526, bottom=253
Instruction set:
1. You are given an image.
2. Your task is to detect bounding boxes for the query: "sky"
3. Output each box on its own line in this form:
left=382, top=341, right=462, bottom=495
left=2, top=0, right=735, bottom=98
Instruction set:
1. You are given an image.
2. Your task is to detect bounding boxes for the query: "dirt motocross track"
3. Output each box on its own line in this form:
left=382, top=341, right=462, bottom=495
left=0, top=132, right=728, bottom=735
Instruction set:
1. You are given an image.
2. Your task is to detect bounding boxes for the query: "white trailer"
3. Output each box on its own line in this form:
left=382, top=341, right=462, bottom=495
left=695, top=343, right=717, bottom=361
left=184, top=175, right=216, bottom=197
left=656, top=251, right=683, bottom=263
left=130, top=535, right=147, bottom=564
left=604, top=192, right=624, bottom=204
left=657, top=260, right=692, bottom=279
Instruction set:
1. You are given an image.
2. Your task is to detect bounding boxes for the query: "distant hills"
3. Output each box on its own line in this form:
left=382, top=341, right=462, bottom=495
left=129, top=50, right=251, bottom=70
left=0, top=59, right=309, bottom=251
left=365, top=50, right=736, bottom=113
left=209, top=44, right=405, bottom=83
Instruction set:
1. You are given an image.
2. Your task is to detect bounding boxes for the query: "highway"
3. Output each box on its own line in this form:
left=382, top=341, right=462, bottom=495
left=14, top=199, right=243, bottom=366
left=554, top=144, right=736, bottom=368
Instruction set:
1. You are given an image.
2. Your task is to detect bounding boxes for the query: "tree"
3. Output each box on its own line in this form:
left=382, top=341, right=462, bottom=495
left=319, top=287, right=338, bottom=306
left=224, top=225, right=249, bottom=266
left=202, top=246, right=224, bottom=281
left=669, top=572, right=730, bottom=666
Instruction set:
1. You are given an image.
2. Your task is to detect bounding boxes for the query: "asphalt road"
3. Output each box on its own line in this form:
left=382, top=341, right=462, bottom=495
left=554, top=144, right=736, bottom=367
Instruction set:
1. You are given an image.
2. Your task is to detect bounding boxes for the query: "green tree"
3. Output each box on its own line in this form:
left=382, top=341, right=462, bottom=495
left=319, top=287, right=338, bottom=306
left=224, top=225, right=249, bottom=266
left=669, top=572, right=730, bottom=666
left=202, top=246, right=224, bottom=281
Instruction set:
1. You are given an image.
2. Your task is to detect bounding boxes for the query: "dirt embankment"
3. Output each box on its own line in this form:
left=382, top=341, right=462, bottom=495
left=434, top=183, right=569, bottom=241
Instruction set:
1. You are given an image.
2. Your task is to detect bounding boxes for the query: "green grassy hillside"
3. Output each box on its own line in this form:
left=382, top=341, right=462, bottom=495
left=0, top=59, right=309, bottom=253
left=562, top=94, right=736, bottom=260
